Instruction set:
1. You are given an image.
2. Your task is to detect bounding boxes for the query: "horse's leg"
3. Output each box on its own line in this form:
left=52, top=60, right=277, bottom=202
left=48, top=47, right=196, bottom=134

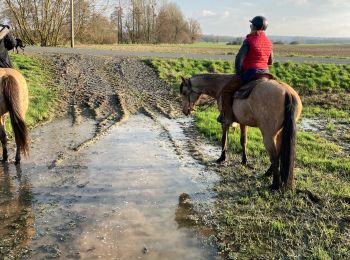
left=216, top=123, right=230, bottom=163
left=240, top=124, right=248, bottom=165
left=264, top=129, right=283, bottom=177
left=262, top=133, right=281, bottom=189
left=15, top=146, right=21, bottom=165
left=0, top=115, right=8, bottom=162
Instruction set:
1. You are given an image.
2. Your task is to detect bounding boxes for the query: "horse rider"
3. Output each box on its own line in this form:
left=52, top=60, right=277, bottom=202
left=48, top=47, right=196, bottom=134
left=218, top=16, right=274, bottom=124
left=0, top=24, right=16, bottom=68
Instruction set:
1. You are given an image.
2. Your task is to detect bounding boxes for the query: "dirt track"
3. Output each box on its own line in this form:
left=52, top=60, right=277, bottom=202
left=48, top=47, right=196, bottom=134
left=0, top=55, right=221, bottom=259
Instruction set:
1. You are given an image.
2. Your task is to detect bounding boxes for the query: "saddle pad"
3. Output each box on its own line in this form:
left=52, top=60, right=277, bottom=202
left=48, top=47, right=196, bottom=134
left=234, top=79, right=267, bottom=99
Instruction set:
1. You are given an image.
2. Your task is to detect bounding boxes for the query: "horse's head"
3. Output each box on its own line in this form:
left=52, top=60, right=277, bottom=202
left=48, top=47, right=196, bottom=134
left=179, top=76, right=201, bottom=116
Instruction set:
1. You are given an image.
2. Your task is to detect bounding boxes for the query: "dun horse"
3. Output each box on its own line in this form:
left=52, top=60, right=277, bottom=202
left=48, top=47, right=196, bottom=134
left=180, top=75, right=302, bottom=190
left=0, top=68, right=29, bottom=164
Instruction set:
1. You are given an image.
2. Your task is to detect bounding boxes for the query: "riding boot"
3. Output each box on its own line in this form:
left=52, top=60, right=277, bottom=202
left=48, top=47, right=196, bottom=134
left=220, top=76, right=243, bottom=124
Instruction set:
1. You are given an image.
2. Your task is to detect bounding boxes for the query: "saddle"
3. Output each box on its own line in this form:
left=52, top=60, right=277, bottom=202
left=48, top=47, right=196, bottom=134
left=234, top=73, right=274, bottom=99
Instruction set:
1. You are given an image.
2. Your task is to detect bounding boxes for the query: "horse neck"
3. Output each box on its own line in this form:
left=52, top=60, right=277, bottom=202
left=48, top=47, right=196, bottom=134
left=191, top=78, right=223, bottom=99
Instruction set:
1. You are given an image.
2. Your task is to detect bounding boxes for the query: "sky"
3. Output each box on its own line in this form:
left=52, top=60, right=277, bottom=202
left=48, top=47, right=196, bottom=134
left=173, top=0, right=350, bottom=38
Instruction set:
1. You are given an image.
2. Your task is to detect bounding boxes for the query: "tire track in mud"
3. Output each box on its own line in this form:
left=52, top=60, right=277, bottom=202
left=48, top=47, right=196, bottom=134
left=50, top=54, right=181, bottom=159
left=45, top=54, right=184, bottom=170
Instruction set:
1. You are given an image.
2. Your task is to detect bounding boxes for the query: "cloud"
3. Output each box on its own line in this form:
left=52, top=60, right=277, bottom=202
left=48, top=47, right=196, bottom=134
left=223, top=11, right=230, bottom=18
left=277, top=0, right=309, bottom=5
left=201, top=10, right=217, bottom=17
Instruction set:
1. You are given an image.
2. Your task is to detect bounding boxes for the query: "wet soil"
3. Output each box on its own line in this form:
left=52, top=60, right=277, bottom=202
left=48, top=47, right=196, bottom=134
left=0, top=55, right=220, bottom=259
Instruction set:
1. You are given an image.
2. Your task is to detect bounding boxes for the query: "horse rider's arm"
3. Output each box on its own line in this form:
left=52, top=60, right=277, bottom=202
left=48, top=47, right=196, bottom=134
left=235, top=40, right=250, bottom=74
left=268, top=51, right=274, bottom=65
left=4, top=31, right=16, bottom=51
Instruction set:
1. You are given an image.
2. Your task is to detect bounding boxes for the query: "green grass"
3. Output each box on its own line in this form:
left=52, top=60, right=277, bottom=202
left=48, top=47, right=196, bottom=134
left=147, top=57, right=350, bottom=119
left=270, top=62, right=350, bottom=93
left=10, top=54, right=58, bottom=129
left=149, top=57, right=350, bottom=259
left=145, top=58, right=233, bottom=91
left=195, top=106, right=350, bottom=174
left=302, top=106, right=349, bottom=120
left=148, top=58, right=350, bottom=94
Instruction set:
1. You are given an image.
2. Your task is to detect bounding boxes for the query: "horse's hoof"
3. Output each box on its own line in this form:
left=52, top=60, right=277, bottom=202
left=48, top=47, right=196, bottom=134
left=269, top=184, right=280, bottom=191
left=241, top=158, right=247, bottom=165
left=265, top=168, right=273, bottom=177
left=2, top=154, right=8, bottom=162
left=216, top=156, right=226, bottom=163
left=14, top=160, right=20, bottom=165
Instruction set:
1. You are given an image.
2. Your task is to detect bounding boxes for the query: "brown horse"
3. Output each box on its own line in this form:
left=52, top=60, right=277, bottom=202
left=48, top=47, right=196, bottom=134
left=0, top=68, right=29, bottom=164
left=180, top=74, right=302, bottom=190
left=180, top=74, right=244, bottom=164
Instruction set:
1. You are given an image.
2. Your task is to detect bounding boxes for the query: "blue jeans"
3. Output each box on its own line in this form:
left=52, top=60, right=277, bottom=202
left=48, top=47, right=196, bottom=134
left=240, top=69, right=269, bottom=83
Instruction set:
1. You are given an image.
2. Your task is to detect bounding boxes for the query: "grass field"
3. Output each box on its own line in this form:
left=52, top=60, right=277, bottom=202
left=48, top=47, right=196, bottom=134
left=10, top=54, right=58, bottom=129
left=148, top=58, right=350, bottom=259
left=77, top=42, right=350, bottom=58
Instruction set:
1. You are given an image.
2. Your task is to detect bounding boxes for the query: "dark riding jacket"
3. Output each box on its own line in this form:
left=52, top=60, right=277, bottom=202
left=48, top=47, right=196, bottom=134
left=0, top=27, right=16, bottom=68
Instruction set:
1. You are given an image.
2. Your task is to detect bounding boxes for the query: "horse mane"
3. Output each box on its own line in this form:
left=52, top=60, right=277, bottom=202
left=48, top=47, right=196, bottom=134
left=191, top=73, right=231, bottom=81
left=190, top=73, right=232, bottom=94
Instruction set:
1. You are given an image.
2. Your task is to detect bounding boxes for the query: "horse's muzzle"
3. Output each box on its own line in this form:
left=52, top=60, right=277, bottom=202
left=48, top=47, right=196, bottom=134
left=182, top=108, right=191, bottom=116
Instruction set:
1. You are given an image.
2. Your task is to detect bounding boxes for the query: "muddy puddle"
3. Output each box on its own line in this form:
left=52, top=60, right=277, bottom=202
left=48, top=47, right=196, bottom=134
left=299, top=117, right=350, bottom=152
left=0, top=114, right=220, bottom=259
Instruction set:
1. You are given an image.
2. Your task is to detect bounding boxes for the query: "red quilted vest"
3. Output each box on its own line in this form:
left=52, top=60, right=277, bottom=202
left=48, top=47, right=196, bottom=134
left=242, top=31, right=272, bottom=71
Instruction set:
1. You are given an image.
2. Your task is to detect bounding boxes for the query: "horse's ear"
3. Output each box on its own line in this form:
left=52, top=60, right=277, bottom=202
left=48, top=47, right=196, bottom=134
left=181, top=76, right=186, bottom=84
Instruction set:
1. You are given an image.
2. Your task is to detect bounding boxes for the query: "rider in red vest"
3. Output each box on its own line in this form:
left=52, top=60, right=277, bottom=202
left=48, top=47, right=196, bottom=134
left=218, top=16, right=273, bottom=124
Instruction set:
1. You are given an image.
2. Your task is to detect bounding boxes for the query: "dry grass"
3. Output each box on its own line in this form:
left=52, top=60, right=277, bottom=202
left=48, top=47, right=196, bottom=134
left=273, top=44, right=350, bottom=58
left=75, top=43, right=350, bottom=58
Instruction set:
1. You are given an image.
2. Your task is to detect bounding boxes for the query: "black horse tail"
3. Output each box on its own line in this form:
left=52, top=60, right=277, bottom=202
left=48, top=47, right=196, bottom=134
left=2, top=74, right=29, bottom=156
left=280, top=93, right=298, bottom=189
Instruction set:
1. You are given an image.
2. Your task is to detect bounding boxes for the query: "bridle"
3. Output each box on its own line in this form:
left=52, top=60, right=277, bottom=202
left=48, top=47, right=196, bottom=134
left=186, top=78, right=201, bottom=109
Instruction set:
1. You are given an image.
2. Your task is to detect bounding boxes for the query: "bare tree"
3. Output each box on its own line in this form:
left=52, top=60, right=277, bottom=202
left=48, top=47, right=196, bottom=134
left=83, top=13, right=117, bottom=44
left=188, top=18, right=202, bottom=43
left=73, top=0, right=93, bottom=42
left=156, top=2, right=190, bottom=43
left=4, top=0, right=70, bottom=46
left=111, top=0, right=125, bottom=43
left=3, top=0, right=202, bottom=45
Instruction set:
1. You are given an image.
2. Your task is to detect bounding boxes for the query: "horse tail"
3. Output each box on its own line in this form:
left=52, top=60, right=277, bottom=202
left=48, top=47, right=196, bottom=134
left=279, top=92, right=298, bottom=189
left=2, top=74, right=29, bottom=155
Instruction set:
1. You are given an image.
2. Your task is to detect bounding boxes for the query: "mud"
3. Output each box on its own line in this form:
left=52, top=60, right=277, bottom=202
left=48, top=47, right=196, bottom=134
left=0, top=55, right=220, bottom=259
left=299, top=117, right=350, bottom=152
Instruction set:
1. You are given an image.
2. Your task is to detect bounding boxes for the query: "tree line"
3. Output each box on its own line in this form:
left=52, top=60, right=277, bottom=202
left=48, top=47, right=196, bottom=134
left=1, top=0, right=202, bottom=46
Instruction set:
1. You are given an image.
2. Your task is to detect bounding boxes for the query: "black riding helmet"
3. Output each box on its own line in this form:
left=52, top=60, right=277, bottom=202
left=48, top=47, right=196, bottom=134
left=250, top=16, right=268, bottom=30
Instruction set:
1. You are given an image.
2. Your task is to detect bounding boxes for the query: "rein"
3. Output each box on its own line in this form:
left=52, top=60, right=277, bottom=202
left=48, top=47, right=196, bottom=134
left=187, top=78, right=201, bottom=107
left=187, top=78, right=215, bottom=111
left=188, top=78, right=201, bottom=95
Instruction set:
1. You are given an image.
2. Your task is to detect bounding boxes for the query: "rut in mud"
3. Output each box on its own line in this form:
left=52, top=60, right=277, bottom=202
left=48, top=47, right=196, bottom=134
left=47, top=54, right=183, bottom=164
left=0, top=55, right=220, bottom=259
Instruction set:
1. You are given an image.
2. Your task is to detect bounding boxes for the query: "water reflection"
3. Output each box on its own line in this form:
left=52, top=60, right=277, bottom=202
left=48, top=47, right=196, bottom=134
left=0, top=164, right=34, bottom=259
left=175, top=193, right=197, bottom=229
left=175, top=193, right=218, bottom=253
